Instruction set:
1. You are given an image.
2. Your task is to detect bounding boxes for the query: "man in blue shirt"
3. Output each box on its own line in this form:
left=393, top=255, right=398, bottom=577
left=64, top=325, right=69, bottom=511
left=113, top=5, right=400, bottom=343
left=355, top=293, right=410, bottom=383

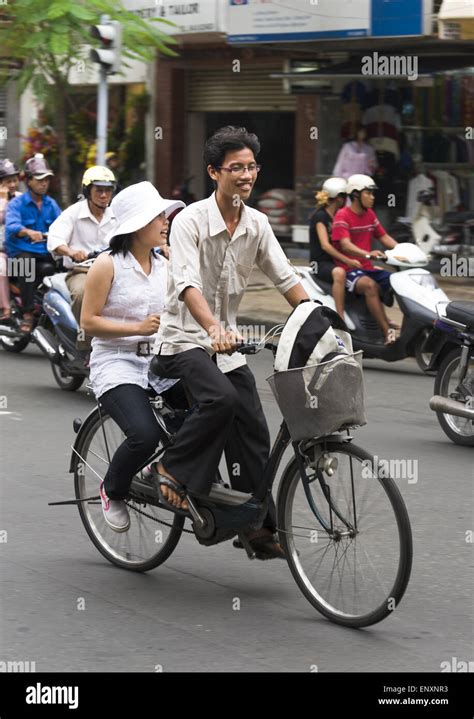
left=5, top=154, right=61, bottom=331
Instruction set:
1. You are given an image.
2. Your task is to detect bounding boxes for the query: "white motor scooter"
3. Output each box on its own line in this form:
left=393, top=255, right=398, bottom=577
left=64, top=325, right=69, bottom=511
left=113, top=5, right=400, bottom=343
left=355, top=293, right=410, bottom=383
left=298, top=243, right=449, bottom=370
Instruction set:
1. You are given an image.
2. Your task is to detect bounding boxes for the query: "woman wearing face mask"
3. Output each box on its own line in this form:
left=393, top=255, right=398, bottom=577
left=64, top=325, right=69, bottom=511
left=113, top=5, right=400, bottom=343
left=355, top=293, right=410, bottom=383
left=81, top=181, right=184, bottom=532
left=309, top=177, right=360, bottom=321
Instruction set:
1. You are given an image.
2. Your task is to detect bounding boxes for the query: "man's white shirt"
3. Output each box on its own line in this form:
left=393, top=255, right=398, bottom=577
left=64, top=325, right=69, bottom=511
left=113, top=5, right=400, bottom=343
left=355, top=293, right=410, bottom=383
left=47, top=199, right=116, bottom=268
left=154, top=192, right=299, bottom=373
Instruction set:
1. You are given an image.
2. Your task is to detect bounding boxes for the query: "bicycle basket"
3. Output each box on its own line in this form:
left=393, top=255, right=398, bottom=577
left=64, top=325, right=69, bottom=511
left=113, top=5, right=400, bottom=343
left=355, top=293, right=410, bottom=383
left=266, top=351, right=366, bottom=441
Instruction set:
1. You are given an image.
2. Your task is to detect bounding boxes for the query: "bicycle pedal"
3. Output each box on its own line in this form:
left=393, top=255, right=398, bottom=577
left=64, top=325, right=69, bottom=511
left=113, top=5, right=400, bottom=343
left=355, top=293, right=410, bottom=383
left=237, top=533, right=256, bottom=560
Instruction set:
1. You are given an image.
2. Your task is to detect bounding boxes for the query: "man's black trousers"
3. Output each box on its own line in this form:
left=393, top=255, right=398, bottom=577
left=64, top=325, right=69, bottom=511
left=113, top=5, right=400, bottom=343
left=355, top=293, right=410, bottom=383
left=154, top=348, right=276, bottom=530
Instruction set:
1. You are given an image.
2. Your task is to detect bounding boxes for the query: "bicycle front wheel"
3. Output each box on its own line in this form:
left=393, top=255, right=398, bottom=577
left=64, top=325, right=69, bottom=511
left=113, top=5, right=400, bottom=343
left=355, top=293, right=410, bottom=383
left=74, top=407, right=184, bottom=572
left=277, top=441, right=412, bottom=627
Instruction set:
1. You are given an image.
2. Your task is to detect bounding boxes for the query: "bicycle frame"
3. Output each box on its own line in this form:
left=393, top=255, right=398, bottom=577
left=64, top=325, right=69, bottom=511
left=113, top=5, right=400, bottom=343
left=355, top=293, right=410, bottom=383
left=67, top=344, right=360, bottom=540
left=261, top=420, right=358, bottom=537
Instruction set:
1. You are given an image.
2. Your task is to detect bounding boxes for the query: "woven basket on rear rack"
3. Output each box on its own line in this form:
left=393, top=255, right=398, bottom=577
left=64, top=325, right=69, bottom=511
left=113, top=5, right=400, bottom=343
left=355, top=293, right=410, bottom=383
left=266, top=351, right=366, bottom=441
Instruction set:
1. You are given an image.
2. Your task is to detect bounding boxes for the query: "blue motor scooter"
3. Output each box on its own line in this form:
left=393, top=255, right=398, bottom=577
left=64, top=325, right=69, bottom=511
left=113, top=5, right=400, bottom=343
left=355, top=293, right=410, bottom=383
left=32, top=254, right=99, bottom=391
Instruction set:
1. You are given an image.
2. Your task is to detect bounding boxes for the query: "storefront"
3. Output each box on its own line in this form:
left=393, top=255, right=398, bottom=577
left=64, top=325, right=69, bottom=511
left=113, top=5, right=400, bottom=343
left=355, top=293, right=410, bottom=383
left=281, top=62, right=474, bottom=233
left=155, top=42, right=314, bottom=226
left=225, top=0, right=474, bottom=241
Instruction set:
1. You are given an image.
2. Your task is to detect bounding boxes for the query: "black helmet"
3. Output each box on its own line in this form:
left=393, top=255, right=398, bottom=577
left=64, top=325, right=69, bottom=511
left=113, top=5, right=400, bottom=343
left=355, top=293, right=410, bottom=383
left=0, top=158, right=20, bottom=179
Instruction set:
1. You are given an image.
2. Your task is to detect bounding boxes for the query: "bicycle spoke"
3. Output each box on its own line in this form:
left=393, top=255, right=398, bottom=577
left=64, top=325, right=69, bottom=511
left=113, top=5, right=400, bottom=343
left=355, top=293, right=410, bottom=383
left=75, top=411, right=183, bottom=570
left=280, top=442, right=411, bottom=626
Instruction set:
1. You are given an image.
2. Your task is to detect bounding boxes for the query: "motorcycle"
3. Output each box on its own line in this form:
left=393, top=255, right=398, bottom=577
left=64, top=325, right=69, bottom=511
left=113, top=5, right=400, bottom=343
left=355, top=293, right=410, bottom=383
left=0, top=235, right=56, bottom=354
left=31, top=253, right=100, bottom=392
left=390, top=189, right=474, bottom=260
left=426, top=302, right=474, bottom=446
left=298, top=242, right=450, bottom=371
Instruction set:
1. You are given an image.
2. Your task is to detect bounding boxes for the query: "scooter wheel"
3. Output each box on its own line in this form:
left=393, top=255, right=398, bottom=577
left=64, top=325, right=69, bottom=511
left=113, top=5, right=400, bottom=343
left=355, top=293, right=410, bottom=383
left=434, top=347, right=474, bottom=446
left=414, top=328, right=434, bottom=372
left=51, top=363, right=85, bottom=391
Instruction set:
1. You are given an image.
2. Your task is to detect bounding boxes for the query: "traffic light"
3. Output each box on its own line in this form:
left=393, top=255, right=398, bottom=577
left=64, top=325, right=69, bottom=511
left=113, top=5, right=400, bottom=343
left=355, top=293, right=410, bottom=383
left=90, top=20, right=122, bottom=74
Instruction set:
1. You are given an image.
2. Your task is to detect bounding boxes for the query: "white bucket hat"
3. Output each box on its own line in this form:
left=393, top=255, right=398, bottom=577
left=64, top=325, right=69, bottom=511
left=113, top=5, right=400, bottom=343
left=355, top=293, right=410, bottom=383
left=104, top=181, right=185, bottom=244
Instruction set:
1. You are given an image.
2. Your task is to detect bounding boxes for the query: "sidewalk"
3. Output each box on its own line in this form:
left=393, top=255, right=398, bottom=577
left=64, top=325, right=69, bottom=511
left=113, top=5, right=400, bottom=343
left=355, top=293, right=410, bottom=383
left=238, top=256, right=474, bottom=329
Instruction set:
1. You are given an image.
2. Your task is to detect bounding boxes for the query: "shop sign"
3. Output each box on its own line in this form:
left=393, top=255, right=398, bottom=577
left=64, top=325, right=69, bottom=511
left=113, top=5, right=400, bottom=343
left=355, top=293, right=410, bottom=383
left=227, top=0, right=430, bottom=43
left=438, top=0, right=474, bottom=40
left=123, top=0, right=223, bottom=34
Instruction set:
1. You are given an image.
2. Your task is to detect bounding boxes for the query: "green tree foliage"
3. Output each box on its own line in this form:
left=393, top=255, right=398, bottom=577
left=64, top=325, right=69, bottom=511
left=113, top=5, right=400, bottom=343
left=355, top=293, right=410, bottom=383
left=1, top=0, right=178, bottom=204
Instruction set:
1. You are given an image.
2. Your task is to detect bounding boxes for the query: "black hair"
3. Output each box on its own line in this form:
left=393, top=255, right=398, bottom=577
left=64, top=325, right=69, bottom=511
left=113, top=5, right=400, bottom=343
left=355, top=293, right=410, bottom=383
left=349, top=123, right=367, bottom=142
left=203, top=126, right=260, bottom=169
left=109, top=232, right=133, bottom=256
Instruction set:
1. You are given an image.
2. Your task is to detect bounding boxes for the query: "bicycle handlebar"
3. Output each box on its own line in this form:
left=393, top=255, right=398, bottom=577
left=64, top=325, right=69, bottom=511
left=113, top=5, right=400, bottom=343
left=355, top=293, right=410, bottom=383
left=72, top=249, right=106, bottom=266
left=236, top=341, right=277, bottom=355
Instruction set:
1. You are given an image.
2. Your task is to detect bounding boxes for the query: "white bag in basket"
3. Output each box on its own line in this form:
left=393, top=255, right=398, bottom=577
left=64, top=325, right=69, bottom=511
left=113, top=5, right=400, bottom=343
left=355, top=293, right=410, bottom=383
left=275, top=301, right=353, bottom=372
left=269, top=302, right=365, bottom=439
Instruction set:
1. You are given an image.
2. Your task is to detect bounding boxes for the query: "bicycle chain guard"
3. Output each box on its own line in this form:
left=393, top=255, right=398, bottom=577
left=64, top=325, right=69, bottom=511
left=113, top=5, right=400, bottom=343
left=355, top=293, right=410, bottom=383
left=192, top=497, right=267, bottom=547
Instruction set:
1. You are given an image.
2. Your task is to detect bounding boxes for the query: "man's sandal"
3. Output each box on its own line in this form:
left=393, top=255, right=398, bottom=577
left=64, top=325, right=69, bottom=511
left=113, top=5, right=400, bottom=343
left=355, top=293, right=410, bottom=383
left=157, top=476, right=190, bottom=517
left=233, top=529, right=286, bottom=561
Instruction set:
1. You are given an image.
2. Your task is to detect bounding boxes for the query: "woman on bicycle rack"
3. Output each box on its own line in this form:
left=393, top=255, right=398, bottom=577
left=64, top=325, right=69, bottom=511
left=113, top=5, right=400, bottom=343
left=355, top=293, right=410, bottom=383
left=80, top=182, right=184, bottom=532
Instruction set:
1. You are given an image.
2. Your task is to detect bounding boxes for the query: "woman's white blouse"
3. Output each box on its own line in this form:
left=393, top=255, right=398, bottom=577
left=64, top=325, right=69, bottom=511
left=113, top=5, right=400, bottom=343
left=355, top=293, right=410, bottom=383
left=90, top=250, right=168, bottom=399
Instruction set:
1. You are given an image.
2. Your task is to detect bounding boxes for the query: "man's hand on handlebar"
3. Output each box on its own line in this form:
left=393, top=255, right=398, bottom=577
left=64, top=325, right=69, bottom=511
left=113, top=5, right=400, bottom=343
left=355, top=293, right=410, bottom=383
left=208, top=325, right=243, bottom=355
left=70, top=249, right=89, bottom=263
left=27, top=230, right=45, bottom=243
left=369, top=250, right=386, bottom=260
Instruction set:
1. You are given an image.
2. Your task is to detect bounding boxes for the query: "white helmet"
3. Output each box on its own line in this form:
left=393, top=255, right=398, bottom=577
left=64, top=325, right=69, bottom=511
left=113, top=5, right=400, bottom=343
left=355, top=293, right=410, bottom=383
left=322, top=177, right=347, bottom=198
left=346, top=174, right=378, bottom=195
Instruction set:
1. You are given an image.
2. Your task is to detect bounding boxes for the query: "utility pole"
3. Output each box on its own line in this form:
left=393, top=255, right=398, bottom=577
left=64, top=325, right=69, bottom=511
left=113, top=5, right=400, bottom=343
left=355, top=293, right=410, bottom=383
left=89, top=16, right=122, bottom=165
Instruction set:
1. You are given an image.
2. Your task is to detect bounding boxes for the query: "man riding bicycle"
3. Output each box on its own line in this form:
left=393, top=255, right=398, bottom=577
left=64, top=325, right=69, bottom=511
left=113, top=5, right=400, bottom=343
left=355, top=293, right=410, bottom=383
left=152, top=126, right=310, bottom=559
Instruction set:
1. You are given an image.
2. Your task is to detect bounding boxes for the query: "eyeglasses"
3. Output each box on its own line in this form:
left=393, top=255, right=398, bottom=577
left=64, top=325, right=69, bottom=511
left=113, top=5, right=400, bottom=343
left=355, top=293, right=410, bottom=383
left=217, top=163, right=262, bottom=175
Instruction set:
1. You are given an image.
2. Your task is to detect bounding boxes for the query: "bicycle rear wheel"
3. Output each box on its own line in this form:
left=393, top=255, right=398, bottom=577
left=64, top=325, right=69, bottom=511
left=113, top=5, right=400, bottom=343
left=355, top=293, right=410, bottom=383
left=74, top=407, right=184, bottom=572
left=277, top=440, right=412, bottom=627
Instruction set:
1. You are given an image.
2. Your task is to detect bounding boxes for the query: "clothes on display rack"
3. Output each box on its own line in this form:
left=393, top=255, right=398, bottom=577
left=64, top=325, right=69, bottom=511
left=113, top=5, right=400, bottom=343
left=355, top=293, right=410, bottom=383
left=430, top=171, right=461, bottom=216
left=405, top=173, right=435, bottom=220
left=332, top=140, right=378, bottom=179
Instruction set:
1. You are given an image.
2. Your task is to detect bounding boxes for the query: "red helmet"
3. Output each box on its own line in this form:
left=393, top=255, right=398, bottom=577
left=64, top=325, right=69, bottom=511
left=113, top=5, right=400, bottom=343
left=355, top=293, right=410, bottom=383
left=24, top=153, right=54, bottom=179
left=0, top=158, right=20, bottom=179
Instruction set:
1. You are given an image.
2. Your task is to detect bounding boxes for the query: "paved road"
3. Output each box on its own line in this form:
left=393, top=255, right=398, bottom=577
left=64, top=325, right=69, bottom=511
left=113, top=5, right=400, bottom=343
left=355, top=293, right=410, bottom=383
left=0, top=344, right=472, bottom=673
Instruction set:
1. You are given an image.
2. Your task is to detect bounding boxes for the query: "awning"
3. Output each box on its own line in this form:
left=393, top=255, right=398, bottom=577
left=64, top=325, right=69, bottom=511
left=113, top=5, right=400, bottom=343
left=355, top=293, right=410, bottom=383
left=438, top=0, right=474, bottom=40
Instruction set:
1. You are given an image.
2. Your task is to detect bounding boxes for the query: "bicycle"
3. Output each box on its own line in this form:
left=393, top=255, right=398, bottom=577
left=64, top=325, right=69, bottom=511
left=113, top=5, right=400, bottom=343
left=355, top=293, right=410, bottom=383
left=59, top=336, right=413, bottom=629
